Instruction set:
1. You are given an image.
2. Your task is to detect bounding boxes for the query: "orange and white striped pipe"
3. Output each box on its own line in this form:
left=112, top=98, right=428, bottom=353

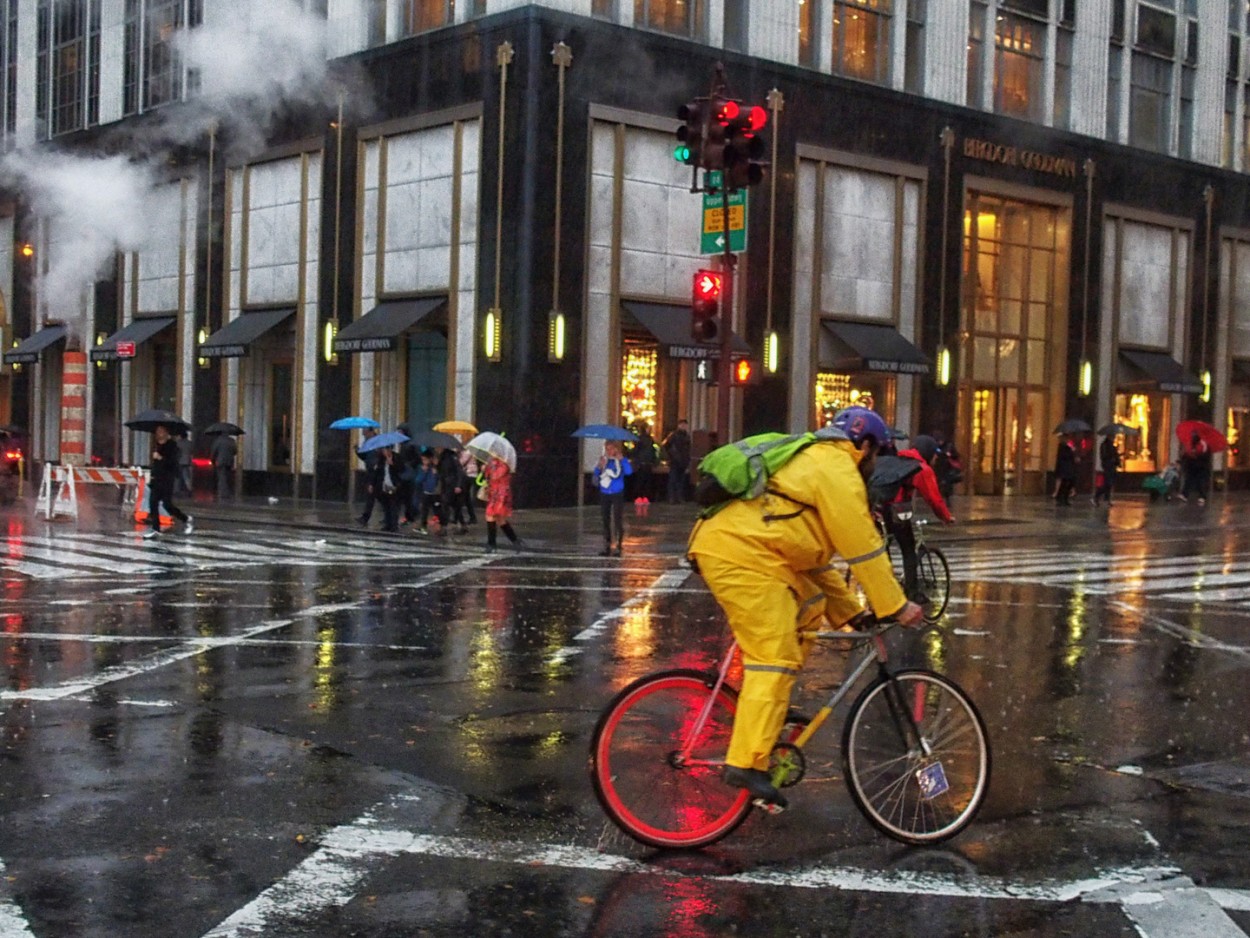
left=60, top=350, right=87, bottom=466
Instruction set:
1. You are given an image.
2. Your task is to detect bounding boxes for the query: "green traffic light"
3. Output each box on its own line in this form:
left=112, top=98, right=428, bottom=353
left=673, top=145, right=690, bottom=163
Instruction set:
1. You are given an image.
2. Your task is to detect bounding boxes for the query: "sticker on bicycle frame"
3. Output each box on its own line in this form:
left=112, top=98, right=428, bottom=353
left=916, top=761, right=950, bottom=800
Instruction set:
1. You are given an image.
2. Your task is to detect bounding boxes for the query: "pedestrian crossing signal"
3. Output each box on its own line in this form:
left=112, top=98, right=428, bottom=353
left=731, top=358, right=761, bottom=385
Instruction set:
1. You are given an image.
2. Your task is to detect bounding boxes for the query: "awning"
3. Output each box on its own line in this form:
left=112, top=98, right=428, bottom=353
left=333, top=297, right=446, bottom=353
left=1118, top=348, right=1203, bottom=394
left=199, top=308, right=295, bottom=359
left=3, top=325, right=67, bottom=365
left=621, top=301, right=750, bottom=360
left=90, top=315, right=176, bottom=362
left=820, top=320, right=931, bottom=375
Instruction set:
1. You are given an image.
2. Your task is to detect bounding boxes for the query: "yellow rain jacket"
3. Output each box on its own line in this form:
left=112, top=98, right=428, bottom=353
left=687, top=439, right=906, bottom=772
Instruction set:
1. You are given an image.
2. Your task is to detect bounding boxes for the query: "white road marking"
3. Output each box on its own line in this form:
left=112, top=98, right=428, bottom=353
left=550, top=566, right=692, bottom=663
left=1085, top=874, right=1247, bottom=938
left=0, top=857, right=37, bottom=938
left=199, top=818, right=1250, bottom=938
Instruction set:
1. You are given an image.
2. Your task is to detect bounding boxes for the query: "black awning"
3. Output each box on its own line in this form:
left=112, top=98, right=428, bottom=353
left=90, top=315, right=176, bottom=362
left=3, top=325, right=66, bottom=364
left=333, top=297, right=446, bottom=353
left=820, top=320, right=931, bottom=375
left=1118, top=348, right=1203, bottom=394
left=621, top=301, right=750, bottom=360
left=199, top=308, right=295, bottom=359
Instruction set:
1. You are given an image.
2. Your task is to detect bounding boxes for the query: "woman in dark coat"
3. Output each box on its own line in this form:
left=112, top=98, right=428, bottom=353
left=369, top=446, right=402, bottom=533
left=1053, top=435, right=1078, bottom=506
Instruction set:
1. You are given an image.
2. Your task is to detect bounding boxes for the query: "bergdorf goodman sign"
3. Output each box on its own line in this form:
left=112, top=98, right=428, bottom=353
left=963, top=137, right=1078, bottom=179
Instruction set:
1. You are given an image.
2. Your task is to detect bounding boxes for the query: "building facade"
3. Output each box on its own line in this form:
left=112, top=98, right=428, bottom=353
left=2, top=0, right=1250, bottom=505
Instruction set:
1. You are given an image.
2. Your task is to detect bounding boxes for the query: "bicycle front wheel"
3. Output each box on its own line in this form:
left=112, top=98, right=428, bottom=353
left=842, top=669, right=990, bottom=844
left=917, top=545, right=951, bottom=623
left=589, top=669, right=751, bottom=849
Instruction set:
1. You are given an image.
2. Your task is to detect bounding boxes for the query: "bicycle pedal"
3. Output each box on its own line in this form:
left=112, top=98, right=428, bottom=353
left=753, top=798, right=786, bottom=816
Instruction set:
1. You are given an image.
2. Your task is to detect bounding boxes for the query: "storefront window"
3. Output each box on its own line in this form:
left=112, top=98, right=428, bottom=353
left=621, top=344, right=658, bottom=430
left=814, top=372, right=885, bottom=427
left=1230, top=395, right=1250, bottom=469
left=1114, top=391, right=1170, bottom=472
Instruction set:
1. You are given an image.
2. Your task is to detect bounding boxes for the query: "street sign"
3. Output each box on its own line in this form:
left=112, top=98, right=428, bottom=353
left=116, top=341, right=136, bottom=358
left=701, top=170, right=747, bottom=254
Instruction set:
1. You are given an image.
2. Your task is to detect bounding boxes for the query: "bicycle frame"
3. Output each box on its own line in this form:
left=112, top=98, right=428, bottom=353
left=677, top=624, right=930, bottom=769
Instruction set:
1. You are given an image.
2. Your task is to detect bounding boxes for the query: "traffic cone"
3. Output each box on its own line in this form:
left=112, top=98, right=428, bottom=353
left=133, top=476, right=174, bottom=527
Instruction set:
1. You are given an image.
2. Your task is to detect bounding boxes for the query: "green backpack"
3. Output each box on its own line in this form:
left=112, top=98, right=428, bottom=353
left=694, top=426, right=848, bottom=517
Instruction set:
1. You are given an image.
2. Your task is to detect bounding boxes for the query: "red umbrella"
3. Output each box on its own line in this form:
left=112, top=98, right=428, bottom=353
left=1175, top=420, right=1228, bottom=454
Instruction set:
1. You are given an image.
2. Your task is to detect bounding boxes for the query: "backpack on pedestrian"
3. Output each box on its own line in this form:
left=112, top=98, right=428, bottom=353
left=694, top=426, right=849, bottom=517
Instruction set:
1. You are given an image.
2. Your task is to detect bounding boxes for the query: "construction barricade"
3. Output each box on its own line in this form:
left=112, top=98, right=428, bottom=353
left=35, top=464, right=165, bottom=523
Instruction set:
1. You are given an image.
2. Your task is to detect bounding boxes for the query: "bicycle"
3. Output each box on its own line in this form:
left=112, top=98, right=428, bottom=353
left=588, top=617, right=991, bottom=850
left=849, top=514, right=951, bottom=624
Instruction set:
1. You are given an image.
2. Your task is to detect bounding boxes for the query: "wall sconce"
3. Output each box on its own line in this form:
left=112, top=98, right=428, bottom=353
left=94, top=331, right=107, bottom=370
left=323, top=320, right=338, bottom=366
left=547, top=310, right=565, bottom=362
left=484, top=307, right=502, bottom=362
left=197, top=326, right=210, bottom=369
left=1078, top=358, right=1093, bottom=398
left=764, top=330, right=780, bottom=373
left=935, top=345, right=952, bottom=387
left=10, top=338, right=19, bottom=373
left=18, top=242, right=33, bottom=259
left=1201, top=368, right=1212, bottom=404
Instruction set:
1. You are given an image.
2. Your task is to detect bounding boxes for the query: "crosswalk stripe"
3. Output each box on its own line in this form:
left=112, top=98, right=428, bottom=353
left=0, top=541, right=160, bottom=576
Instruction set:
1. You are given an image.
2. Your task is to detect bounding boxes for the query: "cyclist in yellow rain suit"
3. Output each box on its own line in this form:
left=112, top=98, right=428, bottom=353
left=687, top=407, right=924, bottom=809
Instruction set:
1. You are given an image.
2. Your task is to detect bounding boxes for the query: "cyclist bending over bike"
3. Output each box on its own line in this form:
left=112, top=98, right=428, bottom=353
left=687, top=406, right=924, bottom=810
left=879, top=434, right=955, bottom=605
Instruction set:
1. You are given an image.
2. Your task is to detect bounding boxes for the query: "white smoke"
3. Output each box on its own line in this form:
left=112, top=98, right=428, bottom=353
left=0, top=0, right=353, bottom=321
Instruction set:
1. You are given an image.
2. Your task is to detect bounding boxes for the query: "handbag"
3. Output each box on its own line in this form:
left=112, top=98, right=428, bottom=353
left=476, top=483, right=489, bottom=502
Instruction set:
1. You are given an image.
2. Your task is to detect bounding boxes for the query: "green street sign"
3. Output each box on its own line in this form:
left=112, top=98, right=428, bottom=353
left=700, top=170, right=747, bottom=255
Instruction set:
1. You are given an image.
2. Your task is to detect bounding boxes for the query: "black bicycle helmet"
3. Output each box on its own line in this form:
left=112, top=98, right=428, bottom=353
left=911, top=434, right=938, bottom=464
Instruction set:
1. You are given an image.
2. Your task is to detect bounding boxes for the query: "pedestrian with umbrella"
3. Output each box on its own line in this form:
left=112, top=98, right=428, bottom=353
left=204, top=423, right=243, bottom=500
left=355, top=426, right=381, bottom=527
left=1053, top=432, right=1079, bottom=506
left=1176, top=420, right=1224, bottom=506
left=358, top=431, right=409, bottom=532
left=594, top=440, right=633, bottom=556
left=125, top=412, right=194, bottom=539
left=1092, top=428, right=1125, bottom=506
left=467, top=432, right=522, bottom=551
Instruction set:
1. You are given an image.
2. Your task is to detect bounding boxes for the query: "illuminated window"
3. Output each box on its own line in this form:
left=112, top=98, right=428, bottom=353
left=815, top=373, right=886, bottom=427
left=832, top=0, right=891, bottom=85
left=404, top=0, right=452, bottom=34
left=621, top=345, right=658, bottom=430
left=635, top=0, right=703, bottom=38
left=37, top=0, right=101, bottom=138
left=1114, top=392, right=1170, bottom=473
left=993, top=11, right=1043, bottom=121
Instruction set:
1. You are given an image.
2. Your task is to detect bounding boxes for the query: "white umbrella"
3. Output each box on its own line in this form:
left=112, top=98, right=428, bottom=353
left=466, top=431, right=517, bottom=473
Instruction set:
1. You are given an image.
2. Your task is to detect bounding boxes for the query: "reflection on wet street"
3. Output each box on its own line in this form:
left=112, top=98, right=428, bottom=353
left=1, top=504, right=1250, bottom=936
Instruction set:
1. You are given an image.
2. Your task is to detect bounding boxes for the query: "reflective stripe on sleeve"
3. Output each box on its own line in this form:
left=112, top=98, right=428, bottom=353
left=843, top=542, right=888, bottom=566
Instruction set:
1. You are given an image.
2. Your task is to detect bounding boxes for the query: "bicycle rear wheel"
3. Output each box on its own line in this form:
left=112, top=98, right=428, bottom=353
left=589, top=669, right=751, bottom=849
left=917, top=545, right=951, bottom=623
left=842, top=669, right=990, bottom=844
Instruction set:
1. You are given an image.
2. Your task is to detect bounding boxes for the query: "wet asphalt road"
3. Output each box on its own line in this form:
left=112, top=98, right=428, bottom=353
left=1, top=493, right=1250, bottom=936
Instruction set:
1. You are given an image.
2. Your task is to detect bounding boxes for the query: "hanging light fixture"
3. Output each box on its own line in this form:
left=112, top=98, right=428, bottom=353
left=484, top=308, right=502, bottom=362
left=1078, top=358, right=1093, bottom=398
left=547, top=310, right=565, bottom=362
left=935, top=345, right=952, bottom=387
left=323, top=320, right=338, bottom=365
left=764, top=330, right=780, bottom=373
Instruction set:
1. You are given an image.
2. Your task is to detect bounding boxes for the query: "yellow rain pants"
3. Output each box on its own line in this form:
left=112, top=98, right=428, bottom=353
left=688, top=440, right=906, bottom=771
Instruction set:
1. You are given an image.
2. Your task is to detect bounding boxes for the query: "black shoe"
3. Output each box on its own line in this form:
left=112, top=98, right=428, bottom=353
left=613, top=544, right=622, bottom=557
left=723, top=766, right=787, bottom=810
left=908, top=591, right=930, bottom=607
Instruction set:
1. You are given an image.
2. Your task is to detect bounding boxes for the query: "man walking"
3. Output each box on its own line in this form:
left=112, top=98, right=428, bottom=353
left=356, top=427, right=381, bottom=527
left=210, top=432, right=237, bottom=500
left=663, top=419, right=692, bottom=503
left=143, top=424, right=193, bottom=539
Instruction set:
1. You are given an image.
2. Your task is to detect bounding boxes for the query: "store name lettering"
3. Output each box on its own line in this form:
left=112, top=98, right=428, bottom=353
left=963, top=137, right=1078, bottom=179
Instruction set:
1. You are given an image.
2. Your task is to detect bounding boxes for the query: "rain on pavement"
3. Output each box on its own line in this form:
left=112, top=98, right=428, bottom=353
left=1, top=493, right=1250, bottom=936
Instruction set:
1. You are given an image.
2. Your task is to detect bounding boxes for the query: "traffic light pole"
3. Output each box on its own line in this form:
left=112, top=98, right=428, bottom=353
left=716, top=177, right=736, bottom=446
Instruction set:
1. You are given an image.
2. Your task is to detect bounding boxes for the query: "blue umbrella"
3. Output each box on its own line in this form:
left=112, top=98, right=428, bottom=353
left=571, top=424, right=639, bottom=442
left=330, top=416, right=381, bottom=430
left=357, top=430, right=409, bottom=453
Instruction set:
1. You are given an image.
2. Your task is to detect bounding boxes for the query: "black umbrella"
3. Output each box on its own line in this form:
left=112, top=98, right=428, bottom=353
left=408, top=429, right=463, bottom=450
left=203, top=422, right=245, bottom=436
left=867, top=455, right=924, bottom=506
left=1054, top=418, right=1093, bottom=435
left=125, top=409, right=191, bottom=433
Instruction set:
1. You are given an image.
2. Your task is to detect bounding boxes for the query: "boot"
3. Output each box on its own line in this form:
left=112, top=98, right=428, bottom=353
left=722, top=766, right=787, bottom=810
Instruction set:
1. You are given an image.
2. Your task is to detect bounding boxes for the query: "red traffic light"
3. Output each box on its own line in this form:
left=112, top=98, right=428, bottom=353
left=748, top=105, right=767, bottom=131
left=717, top=100, right=739, bottom=122
left=694, top=270, right=723, bottom=300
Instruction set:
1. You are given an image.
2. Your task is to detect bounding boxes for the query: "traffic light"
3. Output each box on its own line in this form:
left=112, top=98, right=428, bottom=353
left=675, top=99, right=705, bottom=166
left=691, top=269, right=722, bottom=342
left=702, top=95, right=738, bottom=171
left=724, top=104, right=768, bottom=191
left=731, top=357, right=761, bottom=385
